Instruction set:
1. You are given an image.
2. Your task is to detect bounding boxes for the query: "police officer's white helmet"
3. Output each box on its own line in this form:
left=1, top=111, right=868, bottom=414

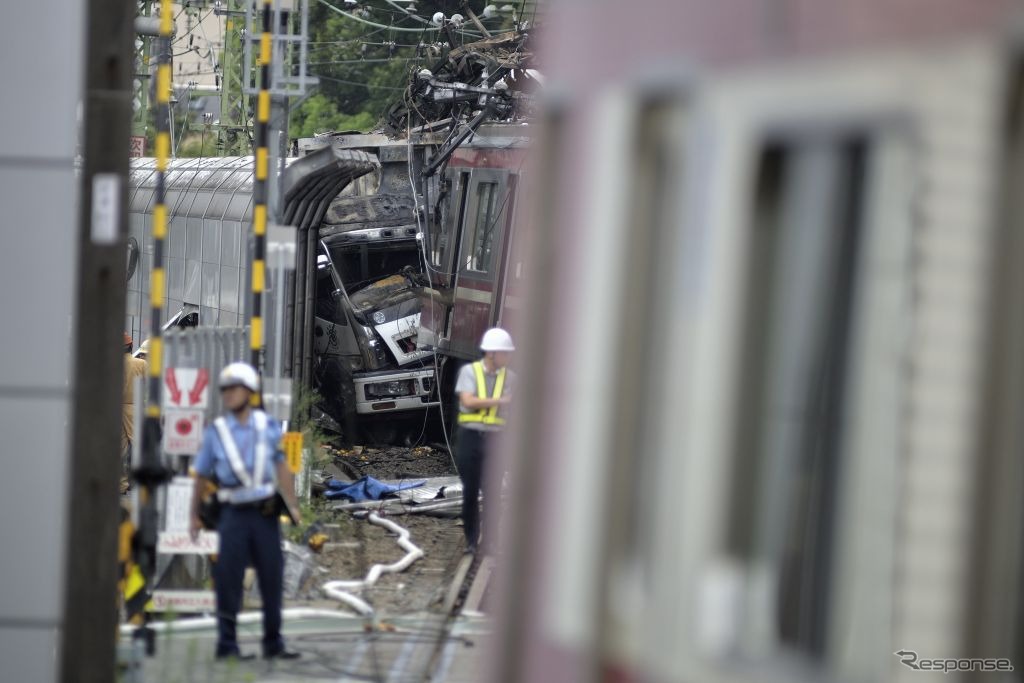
left=219, top=362, right=260, bottom=393
left=480, top=327, right=515, bottom=352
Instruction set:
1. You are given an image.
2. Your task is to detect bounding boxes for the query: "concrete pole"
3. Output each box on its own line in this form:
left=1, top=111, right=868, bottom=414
left=59, top=0, right=136, bottom=679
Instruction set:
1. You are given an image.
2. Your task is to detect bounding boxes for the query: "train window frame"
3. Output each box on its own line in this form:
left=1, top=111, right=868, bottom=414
left=527, top=88, right=694, bottom=679
left=467, top=181, right=499, bottom=273
left=687, top=115, right=915, bottom=681
left=583, top=78, right=917, bottom=682
left=458, top=169, right=513, bottom=280
left=432, top=169, right=470, bottom=279
left=726, top=135, right=872, bottom=659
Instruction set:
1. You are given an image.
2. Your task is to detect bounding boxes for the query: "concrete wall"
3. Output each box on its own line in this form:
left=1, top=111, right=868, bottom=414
left=0, top=1, right=84, bottom=681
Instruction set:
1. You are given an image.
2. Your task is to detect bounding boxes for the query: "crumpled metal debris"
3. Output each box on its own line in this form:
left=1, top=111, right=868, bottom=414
left=281, top=541, right=315, bottom=599
left=384, top=29, right=537, bottom=135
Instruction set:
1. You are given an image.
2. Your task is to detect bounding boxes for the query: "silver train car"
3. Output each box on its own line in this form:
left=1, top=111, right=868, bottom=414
left=492, top=1, right=1024, bottom=682
left=125, top=157, right=255, bottom=339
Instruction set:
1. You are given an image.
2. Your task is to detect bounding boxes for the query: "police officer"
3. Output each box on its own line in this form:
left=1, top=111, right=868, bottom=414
left=189, top=362, right=302, bottom=661
left=455, top=327, right=516, bottom=555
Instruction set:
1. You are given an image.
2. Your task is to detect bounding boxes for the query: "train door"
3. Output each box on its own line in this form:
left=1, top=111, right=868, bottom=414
left=447, top=168, right=518, bottom=358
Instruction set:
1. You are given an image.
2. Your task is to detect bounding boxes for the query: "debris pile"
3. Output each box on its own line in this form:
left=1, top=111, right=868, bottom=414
left=384, top=29, right=538, bottom=135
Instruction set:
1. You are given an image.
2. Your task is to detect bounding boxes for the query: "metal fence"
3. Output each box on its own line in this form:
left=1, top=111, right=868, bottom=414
left=146, top=326, right=249, bottom=609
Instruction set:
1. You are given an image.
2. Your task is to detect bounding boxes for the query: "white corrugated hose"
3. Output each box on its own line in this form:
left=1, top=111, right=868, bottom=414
left=321, top=512, right=425, bottom=616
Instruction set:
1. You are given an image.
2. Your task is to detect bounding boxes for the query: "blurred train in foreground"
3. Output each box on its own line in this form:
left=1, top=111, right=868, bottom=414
left=490, top=1, right=1024, bottom=682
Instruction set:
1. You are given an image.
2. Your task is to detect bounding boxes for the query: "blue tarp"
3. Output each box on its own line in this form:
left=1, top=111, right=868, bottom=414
left=323, top=475, right=427, bottom=502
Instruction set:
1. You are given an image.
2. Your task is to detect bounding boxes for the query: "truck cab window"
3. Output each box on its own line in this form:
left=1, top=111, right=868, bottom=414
left=315, top=267, right=343, bottom=322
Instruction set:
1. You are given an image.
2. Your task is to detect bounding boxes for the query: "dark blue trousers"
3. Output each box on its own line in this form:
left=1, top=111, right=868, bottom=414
left=213, top=504, right=285, bottom=657
left=456, top=427, right=494, bottom=549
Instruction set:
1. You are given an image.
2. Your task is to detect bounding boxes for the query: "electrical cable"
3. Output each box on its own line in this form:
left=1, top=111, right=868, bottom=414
left=383, top=0, right=435, bottom=26
left=168, top=94, right=176, bottom=157
left=311, top=73, right=409, bottom=90
left=406, top=119, right=459, bottom=471
left=196, top=6, right=221, bottom=73
left=316, top=0, right=446, bottom=33
left=172, top=86, right=193, bottom=156
left=170, top=7, right=214, bottom=43
left=316, top=0, right=484, bottom=37
left=308, top=57, right=411, bottom=65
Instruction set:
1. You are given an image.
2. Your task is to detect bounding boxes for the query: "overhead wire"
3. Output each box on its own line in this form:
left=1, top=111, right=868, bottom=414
left=311, top=73, right=408, bottom=90
left=171, top=7, right=216, bottom=46
left=315, top=0, right=484, bottom=36
left=407, top=114, right=459, bottom=471
left=172, top=86, right=193, bottom=156
left=316, top=0, right=442, bottom=32
left=382, top=0, right=435, bottom=26
left=308, top=57, right=413, bottom=66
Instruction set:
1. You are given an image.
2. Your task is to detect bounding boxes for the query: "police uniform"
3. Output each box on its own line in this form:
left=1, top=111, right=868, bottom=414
left=455, top=359, right=515, bottom=552
left=193, top=409, right=289, bottom=659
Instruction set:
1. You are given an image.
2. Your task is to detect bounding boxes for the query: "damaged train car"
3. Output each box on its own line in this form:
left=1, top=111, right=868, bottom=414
left=293, top=122, right=530, bottom=441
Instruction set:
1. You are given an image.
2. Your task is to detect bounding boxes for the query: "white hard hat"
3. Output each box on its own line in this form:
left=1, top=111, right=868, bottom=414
left=480, top=327, right=515, bottom=352
left=219, top=362, right=260, bottom=393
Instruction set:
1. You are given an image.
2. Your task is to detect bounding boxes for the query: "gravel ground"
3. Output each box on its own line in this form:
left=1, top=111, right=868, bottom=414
left=328, top=444, right=458, bottom=480
left=289, top=445, right=467, bottom=619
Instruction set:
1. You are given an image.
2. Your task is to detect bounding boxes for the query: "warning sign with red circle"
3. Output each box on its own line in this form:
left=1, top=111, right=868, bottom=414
left=163, top=408, right=204, bottom=455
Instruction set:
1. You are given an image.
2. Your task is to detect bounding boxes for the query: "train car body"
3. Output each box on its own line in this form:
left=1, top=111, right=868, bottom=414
left=125, top=157, right=257, bottom=339
left=491, top=1, right=1024, bottom=683
left=417, top=123, right=530, bottom=362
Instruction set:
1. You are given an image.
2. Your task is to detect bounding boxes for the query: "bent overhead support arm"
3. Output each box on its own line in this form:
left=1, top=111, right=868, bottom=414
left=278, top=146, right=379, bottom=420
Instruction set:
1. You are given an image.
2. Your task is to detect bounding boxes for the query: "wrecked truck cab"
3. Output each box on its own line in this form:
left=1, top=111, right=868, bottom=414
left=345, top=271, right=436, bottom=414
left=348, top=271, right=430, bottom=364
left=306, top=138, right=441, bottom=429
left=313, top=241, right=438, bottom=422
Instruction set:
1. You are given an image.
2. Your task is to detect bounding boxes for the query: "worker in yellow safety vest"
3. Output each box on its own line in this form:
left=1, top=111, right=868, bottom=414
left=455, top=327, right=516, bottom=555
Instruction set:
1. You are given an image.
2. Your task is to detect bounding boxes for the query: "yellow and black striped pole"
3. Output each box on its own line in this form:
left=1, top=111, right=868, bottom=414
left=250, top=0, right=272, bottom=376
left=147, top=0, right=171, bottom=438
left=127, top=0, right=174, bottom=638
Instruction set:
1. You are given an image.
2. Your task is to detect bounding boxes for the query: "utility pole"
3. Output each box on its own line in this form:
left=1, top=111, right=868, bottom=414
left=241, top=0, right=314, bottom=376
left=60, top=0, right=136, bottom=680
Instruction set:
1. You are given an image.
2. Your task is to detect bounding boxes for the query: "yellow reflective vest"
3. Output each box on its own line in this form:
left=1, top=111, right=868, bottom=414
left=457, top=361, right=507, bottom=426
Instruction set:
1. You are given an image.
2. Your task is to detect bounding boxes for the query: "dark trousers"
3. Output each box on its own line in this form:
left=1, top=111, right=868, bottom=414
left=213, top=504, right=285, bottom=657
left=456, top=427, right=494, bottom=548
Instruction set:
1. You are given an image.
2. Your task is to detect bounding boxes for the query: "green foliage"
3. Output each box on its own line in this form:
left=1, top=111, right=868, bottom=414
left=177, top=129, right=218, bottom=158
left=289, top=93, right=377, bottom=137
